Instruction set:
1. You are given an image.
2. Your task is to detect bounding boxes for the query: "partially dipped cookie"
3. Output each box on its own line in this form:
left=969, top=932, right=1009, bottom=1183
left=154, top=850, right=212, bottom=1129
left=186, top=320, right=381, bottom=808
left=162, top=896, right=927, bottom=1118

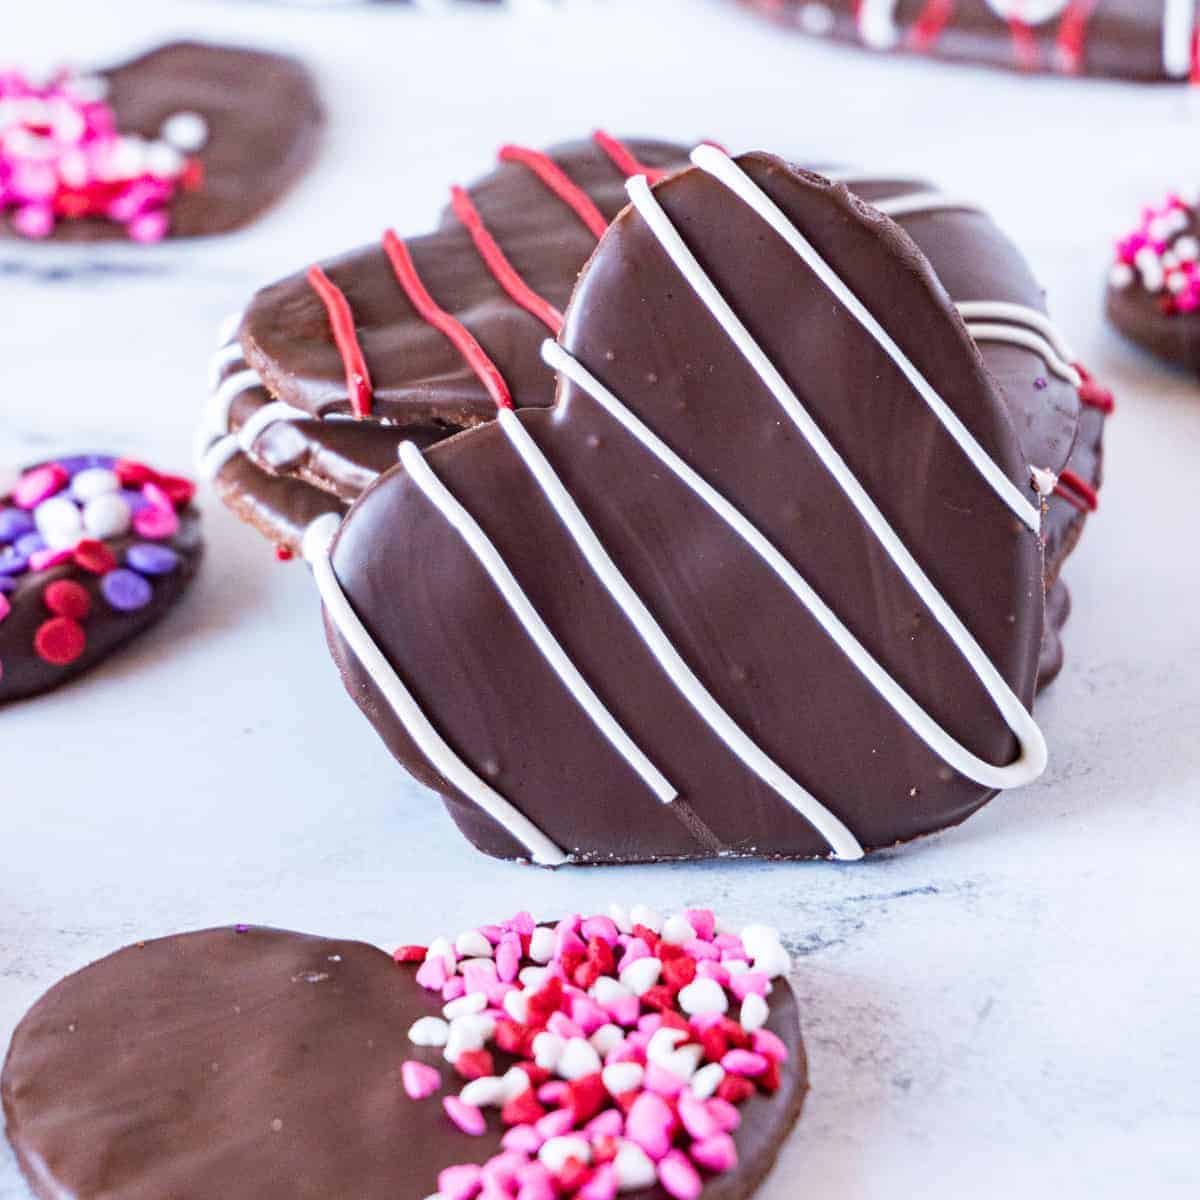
left=0, top=454, right=201, bottom=703
left=0, top=41, right=320, bottom=243
left=1107, top=188, right=1200, bottom=371
left=2, top=905, right=806, bottom=1200
left=304, top=149, right=1055, bottom=866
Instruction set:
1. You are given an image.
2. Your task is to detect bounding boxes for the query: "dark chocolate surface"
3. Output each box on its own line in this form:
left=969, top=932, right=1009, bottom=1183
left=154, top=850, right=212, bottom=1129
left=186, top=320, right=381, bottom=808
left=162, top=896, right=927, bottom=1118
left=1, top=926, right=806, bottom=1200
left=1, top=42, right=321, bottom=243
left=737, top=0, right=1188, bottom=82
left=324, top=155, right=1045, bottom=863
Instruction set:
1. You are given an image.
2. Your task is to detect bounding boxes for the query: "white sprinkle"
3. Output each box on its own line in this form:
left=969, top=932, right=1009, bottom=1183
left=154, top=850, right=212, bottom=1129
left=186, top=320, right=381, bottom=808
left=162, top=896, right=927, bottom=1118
left=608, top=903, right=633, bottom=935
left=602, top=1062, right=645, bottom=1096
left=614, top=1141, right=657, bottom=1191
left=590, top=1023, right=625, bottom=1057
left=427, top=937, right=457, bottom=973
left=659, top=1044, right=704, bottom=1082
left=503, top=988, right=530, bottom=1024
left=533, top=1031, right=565, bottom=1071
left=741, top=993, right=769, bottom=1032
left=1176, top=236, right=1199, bottom=262
left=455, top=930, right=494, bottom=959
left=629, top=905, right=663, bottom=934
left=799, top=1, right=835, bottom=35
left=1108, top=262, right=1134, bottom=288
left=34, top=496, right=82, bottom=549
left=144, top=140, right=184, bottom=179
left=408, top=1016, right=449, bottom=1047
left=592, top=976, right=633, bottom=1006
left=646, top=1027, right=689, bottom=1065
left=70, top=467, right=119, bottom=503
left=460, top=1075, right=507, bottom=1107
left=660, top=915, right=697, bottom=945
left=1030, top=467, right=1057, bottom=497
left=499, top=1066, right=532, bottom=1102
left=519, top=966, right=548, bottom=989
left=557, top=1037, right=603, bottom=1081
left=619, top=957, right=662, bottom=997
left=528, top=927, right=557, bottom=964
left=678, top=978, right=729, bottom=1016
left=690, top=1062, right=725, bottom=1100
left=540, top=1134, right=591, bottom=1173
left=442, top=992, right=487, bottom=1021
left=161, top=110, right=209, bottom=153
left=82, top=493, right=131, bottom=540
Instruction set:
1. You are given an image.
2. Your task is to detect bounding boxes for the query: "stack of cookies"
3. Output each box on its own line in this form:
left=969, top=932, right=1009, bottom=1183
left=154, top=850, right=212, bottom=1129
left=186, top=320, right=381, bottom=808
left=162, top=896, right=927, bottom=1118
left=197, top=135, right=1111, bottom=865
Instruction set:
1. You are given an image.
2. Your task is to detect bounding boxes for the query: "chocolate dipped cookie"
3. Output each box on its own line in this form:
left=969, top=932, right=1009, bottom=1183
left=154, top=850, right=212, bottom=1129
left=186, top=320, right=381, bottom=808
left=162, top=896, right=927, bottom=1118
left=1107, top=187, right=1200, bottom=370
left=289, top=147, right=1068, bottom=866
left=735, top=0, right=1199, bottom=81
left=2, top=905, right=805, bottom=1200
left=0, top=41, right=320, bottom=244
left=0, top=454, right=201, bottom=703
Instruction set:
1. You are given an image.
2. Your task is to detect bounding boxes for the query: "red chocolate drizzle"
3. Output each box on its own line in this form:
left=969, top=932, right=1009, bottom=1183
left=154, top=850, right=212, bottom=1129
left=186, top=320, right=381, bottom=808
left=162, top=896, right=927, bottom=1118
left=497, top=144, right=609, bottom=239
left=591, top=129, right=668, bottom=185
left=306, top=265, right=374, bottom=418
left=1053, top=468, right=1099, bottom=513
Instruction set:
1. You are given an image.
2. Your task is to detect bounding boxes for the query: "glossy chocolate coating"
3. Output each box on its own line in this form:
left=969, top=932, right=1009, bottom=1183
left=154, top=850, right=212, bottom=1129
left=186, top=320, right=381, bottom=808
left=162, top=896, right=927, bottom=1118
left=1, top=42, right=321, bottom=243
left=323, top=155, right=1044, bottom=863
left=1, top=925, right=807, bottom=1200
left=737, top=0, right=1184, bottom=82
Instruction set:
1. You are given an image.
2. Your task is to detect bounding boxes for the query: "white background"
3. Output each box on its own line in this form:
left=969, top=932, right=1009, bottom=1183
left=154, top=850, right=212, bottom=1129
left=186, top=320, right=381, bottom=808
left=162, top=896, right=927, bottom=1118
left=2, top=2, right=1198, bottom=1197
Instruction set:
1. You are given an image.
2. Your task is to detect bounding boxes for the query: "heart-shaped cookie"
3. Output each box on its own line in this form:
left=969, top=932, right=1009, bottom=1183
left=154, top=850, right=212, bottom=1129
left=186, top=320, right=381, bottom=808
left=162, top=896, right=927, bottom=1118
left=299, top=148, right=1053, bottom=866
left=0, top=41, right=320, bottom=245
left=2, top=907, right=806, bottom=1200
left=0, top=453, right=201, bottom=703
left=735, top=0, right=1198, bottom=81
left=198, top=136, right=1108, bottom=606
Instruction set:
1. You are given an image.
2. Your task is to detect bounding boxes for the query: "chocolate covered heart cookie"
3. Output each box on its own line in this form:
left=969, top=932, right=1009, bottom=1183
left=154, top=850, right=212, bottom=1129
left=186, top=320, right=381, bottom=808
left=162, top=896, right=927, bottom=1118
left=735, top=0, right=1199, bottom=81
left=2, top=905, right=805, bottom=1200
left=0, top=41, right=320, bottom=244
left=1107, top=187, right=1200, bottom=371
left=0, top=454, right=201, bottom=703
left=293, top=147, right=1062, bottom=867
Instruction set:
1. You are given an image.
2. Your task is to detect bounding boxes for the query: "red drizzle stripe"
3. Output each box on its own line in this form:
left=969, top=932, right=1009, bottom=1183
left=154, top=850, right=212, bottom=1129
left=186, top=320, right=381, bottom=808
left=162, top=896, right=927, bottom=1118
left=499, top=144, right=609, bottom=240
left=381, top=229, right=514, bottom=411
left=592, top=130, right=667, bottom=185
left=306, top=265, right=374, bottom=418
left=1190, top=26, right=1200, bottom=83
left=450, top=185, right=565, bottom=336
left=907, top=0, right=955, bottom=50
left=1054, top=469, right=1099, bottom=513
left=1054, top=0, right=1094, bottom=73
left=1074, top=364, right=1116, bottom=413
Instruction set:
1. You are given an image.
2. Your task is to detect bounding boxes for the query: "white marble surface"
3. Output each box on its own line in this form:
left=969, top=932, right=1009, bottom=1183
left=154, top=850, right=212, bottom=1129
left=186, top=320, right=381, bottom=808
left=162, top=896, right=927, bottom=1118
left=2, top=1, right=1199, bottom=1196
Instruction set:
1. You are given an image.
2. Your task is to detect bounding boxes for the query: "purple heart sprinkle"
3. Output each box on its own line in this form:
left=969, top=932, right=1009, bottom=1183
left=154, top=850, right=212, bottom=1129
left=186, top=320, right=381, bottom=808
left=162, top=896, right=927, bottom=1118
left=125, top=543, right=180, bottom=576
left=100, top=568, right=153, bottom=612
left=0, top=508, right=35, bottom=544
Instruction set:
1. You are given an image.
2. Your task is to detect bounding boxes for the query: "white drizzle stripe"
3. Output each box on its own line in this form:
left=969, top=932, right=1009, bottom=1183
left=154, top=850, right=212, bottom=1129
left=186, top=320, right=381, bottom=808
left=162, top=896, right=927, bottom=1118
left=688, top=146, right=1041, bottom=532
left=494, top=406, right=864, bottom=861
left=237, top=400, right=313, bottom=452
left=955, top=301, right=1076, bottom=363
left=873, top=192, right=977, bottom=219
left=197, top=434, right=241, bottom=482
left=208, top=341, right=245, bottom=390
left=965, top=323, right=1082, bottom=386
left=397, top=440, right=678, bottom=807
left=543, top=340, right=1045, bottom=792
left=1162, top=0, right=1194, bottom=76
left=628, top=156, right=1046, bottom=786
left=210, top=369, right=264, bottom=435
left=301, top=512, right=569, bottom=867
left=216, top=310, right=244, bottom=348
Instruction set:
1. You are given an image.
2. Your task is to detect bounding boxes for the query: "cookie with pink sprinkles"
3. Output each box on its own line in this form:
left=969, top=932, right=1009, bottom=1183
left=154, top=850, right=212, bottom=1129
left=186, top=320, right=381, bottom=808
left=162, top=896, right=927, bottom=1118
left=0, top=453, right=202, bottom=703
left=1107, top=188, right=1200, bottom=372
left=0, top=41, right=320, bottom=244
left=1, top=906, right=806, bottom=1200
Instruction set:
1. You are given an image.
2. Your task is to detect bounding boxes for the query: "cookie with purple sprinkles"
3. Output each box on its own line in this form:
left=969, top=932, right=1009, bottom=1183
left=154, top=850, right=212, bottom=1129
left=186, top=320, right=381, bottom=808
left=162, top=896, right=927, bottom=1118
left=0, top=454, right=202, bottom=703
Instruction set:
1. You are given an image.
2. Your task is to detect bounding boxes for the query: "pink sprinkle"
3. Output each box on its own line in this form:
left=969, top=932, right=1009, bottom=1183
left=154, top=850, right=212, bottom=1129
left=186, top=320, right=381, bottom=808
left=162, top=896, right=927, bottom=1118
left=547, top=1012, right=583, bottom=1040
left=443, top=1095, right=487, bottom=1136
left=535, top=1107, right=575, bottom=1139
left=13, top=203, right=53, bottom=239
left=695, top=961, right=730, bottom=986
left=29, top=545, right=74, bottom=572
left=577, top=1163, right=618, bottom=1200
left=677, top=1091, right=719, bottom=1140
left=729, top=972, right=770, bottom=1001
left=644, top=1062, right=686, bottom=1097
left=637, top=1014, right=663, bottom=1036
left=685, top=910, right=716, bottom=941
left=569, top=995, right=607, bottom=1036
left=442, top=976, right=466, bottom=1002
left=496, top=936, right=521, bottom=983
left=14, top=463, right=68, bottom=509
left=706, top=1098, right=742, bottom=1133
left=501, top=1124, right=543, bottom=1155
left=581, top=916, right=620, bottom=944
left=538, top=1081, right=570, bottom=1106
left=721, top=1049, right=768, bottom=1077
left=607, top=994, right=641, bottom=1028
left=688, top=1012, right=725, bottom=1033
left=685, top=939, right=720, bottom=962
left=486, top=981, right=514, bottom=1007
left=400, top=1059, right=441, bottom=1100
left=689, top=1132, right=738, bottom=1173
left=132, top=502, right=179, bottom=540
left=462, top=959, right=498, bottom=993
left=625, top=1091, right=676, bottom=1160
left=505, top=911, right=535, bottom=937
left=415, top=955, right=450, bottom=991
left=618, top=938, right=652, bottom=970
left=751, top=1028, right=789, bottom=1063
left=584, top=1108, right=624, bottom=1138
left=437, top=1163, right=484, bottom=1200
left=605, top=1040, right=644, bottom=1067
left=482, top=1151, right=527, bottom=1191
left=128, top=209, right=169, bottom=244
left=515, top=1164, right=556, bottom=1200
left=555, top=927, right=587, bottom=959
left=0, top=595, right=9, bottom=624
left=658, top=1149, right=702, bottom=1200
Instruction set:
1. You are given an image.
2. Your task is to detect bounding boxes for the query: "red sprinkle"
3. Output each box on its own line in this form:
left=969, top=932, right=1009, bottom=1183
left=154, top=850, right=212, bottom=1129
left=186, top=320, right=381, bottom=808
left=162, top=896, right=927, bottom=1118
left=501, top=1088, right=545, bottom=1128
left=393, top=945, right=428, bottom=964
left=73, top=539, right=117, bottom=575
left=43, top=580, right=91, bottom=620
left=715, top=1076, right=756, bottom=1105
left=34, top=617, right=86, bottom=665
left=454, top=1049, right=495, bottom=1081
